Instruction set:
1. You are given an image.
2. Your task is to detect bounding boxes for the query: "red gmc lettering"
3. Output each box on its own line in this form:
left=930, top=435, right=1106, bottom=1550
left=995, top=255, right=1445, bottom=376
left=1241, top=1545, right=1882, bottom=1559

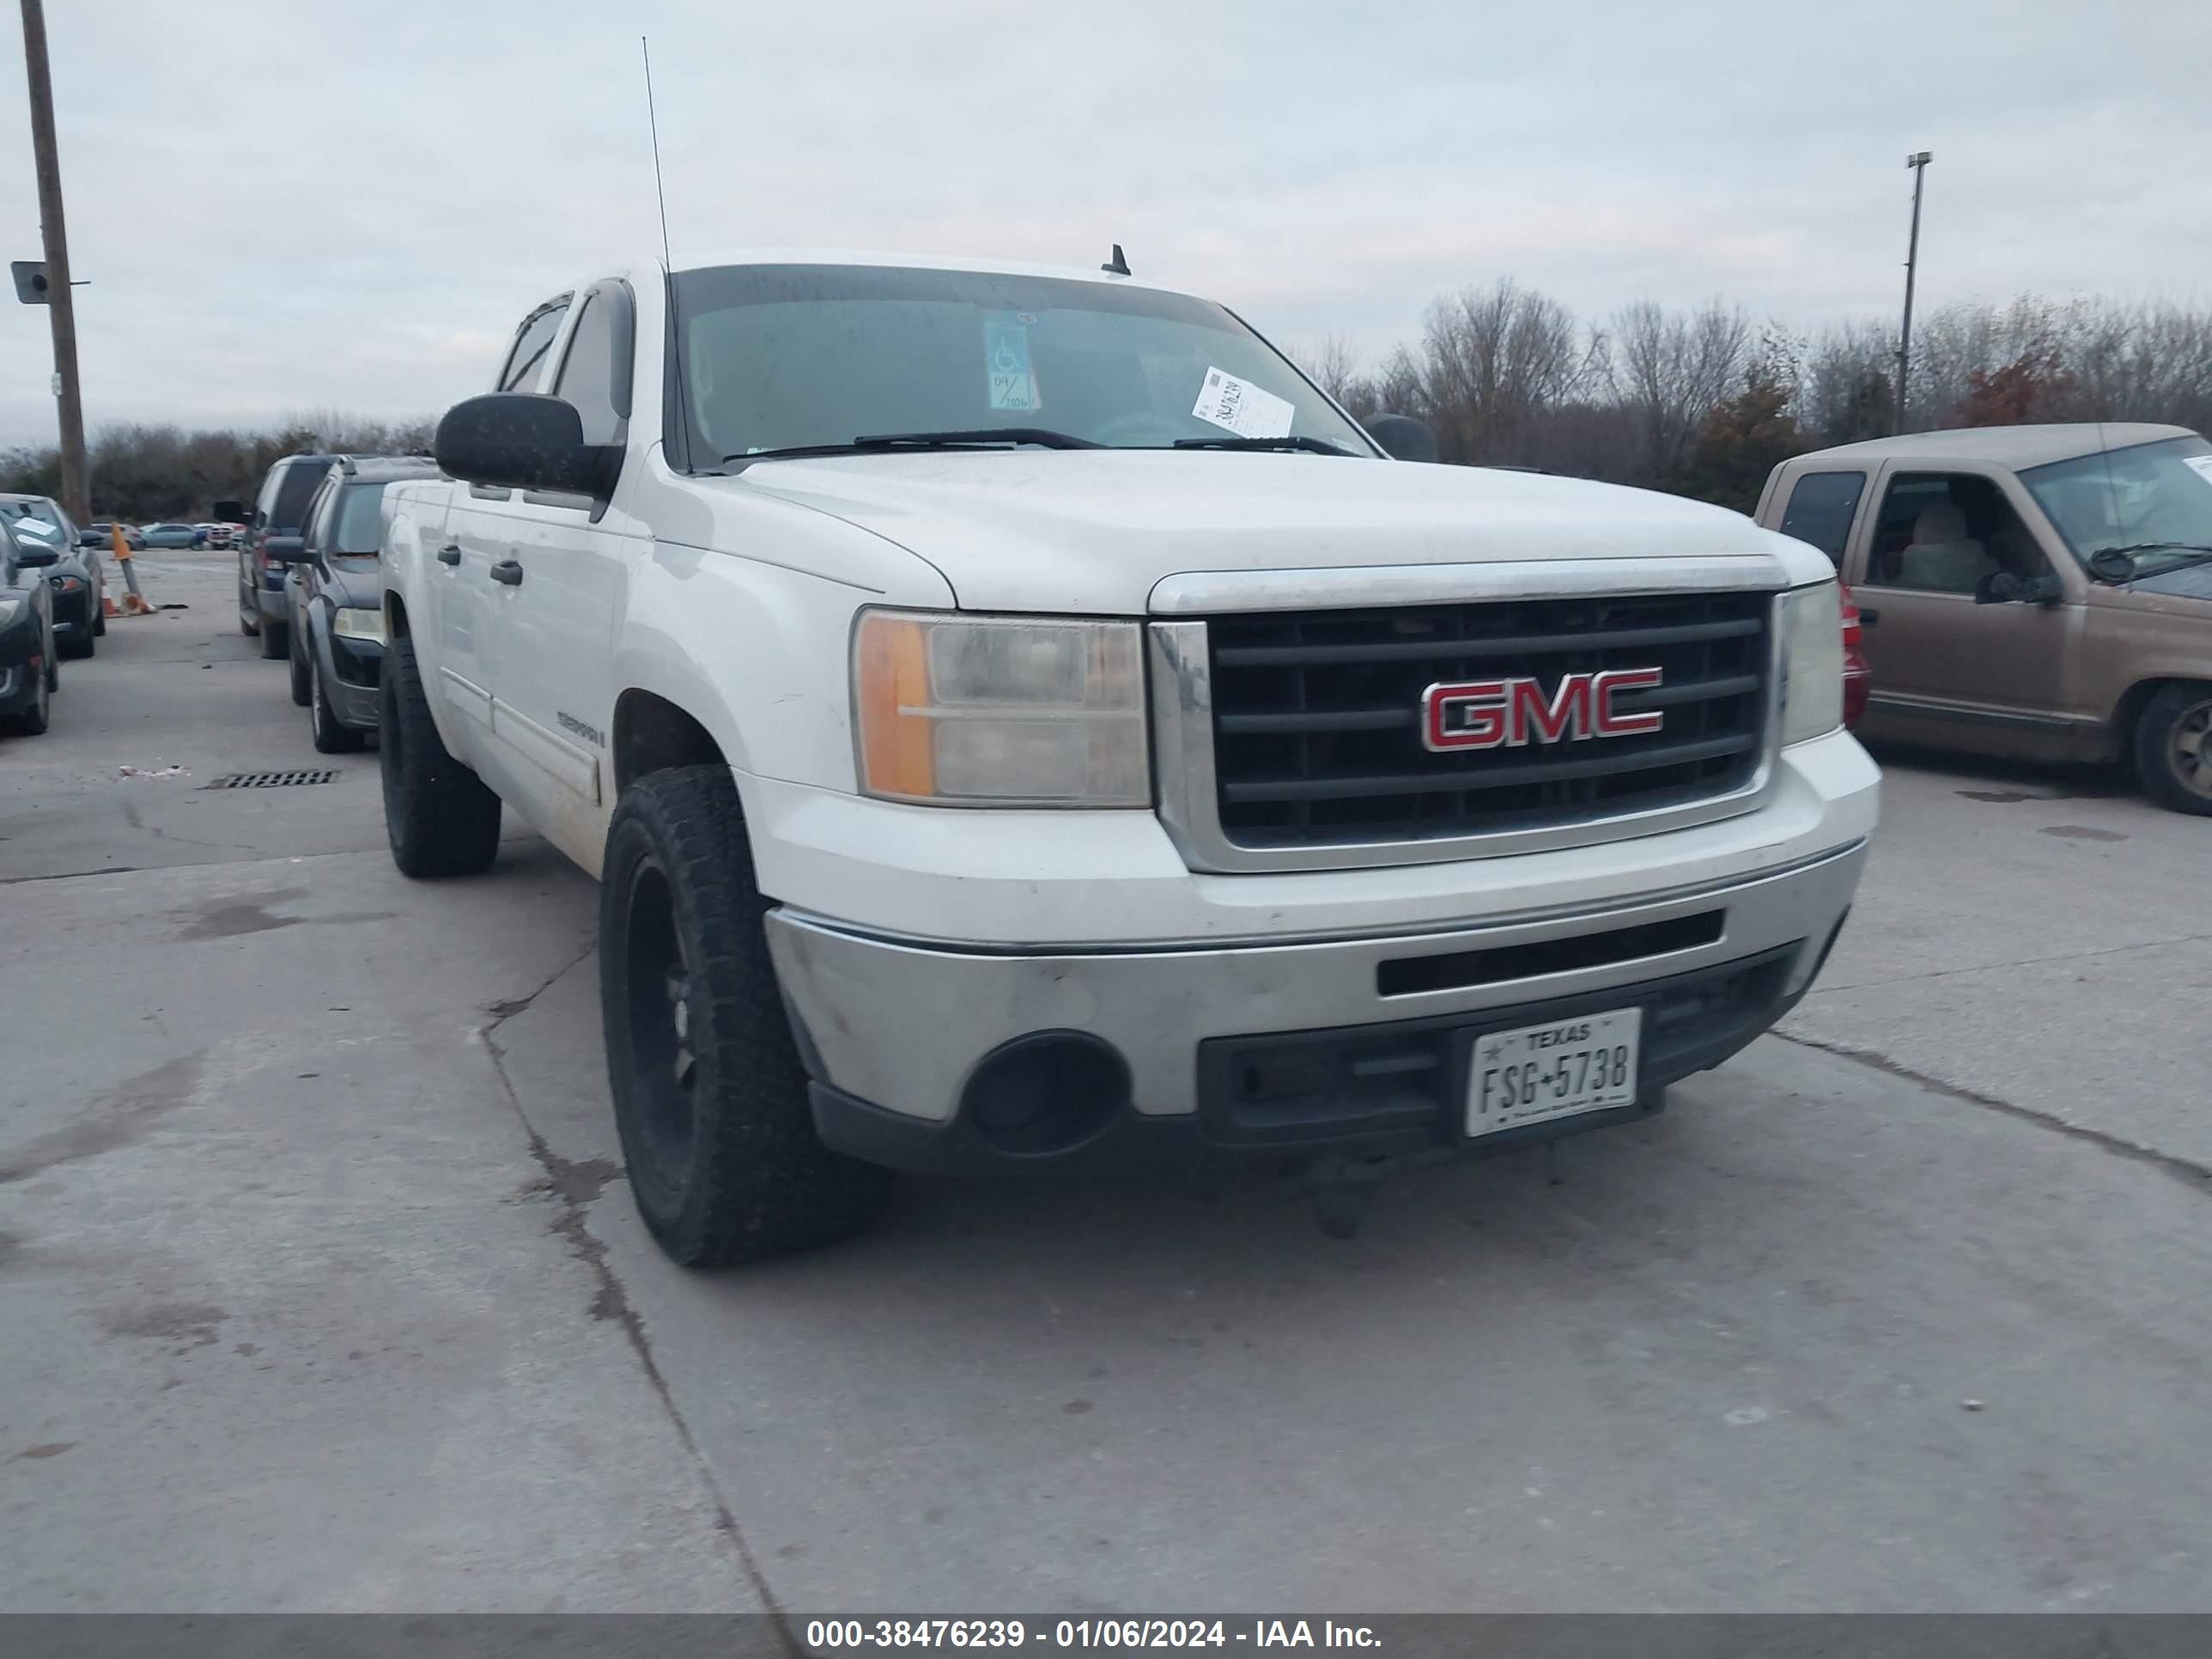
left=1423, top=669, right=1663, bottom=751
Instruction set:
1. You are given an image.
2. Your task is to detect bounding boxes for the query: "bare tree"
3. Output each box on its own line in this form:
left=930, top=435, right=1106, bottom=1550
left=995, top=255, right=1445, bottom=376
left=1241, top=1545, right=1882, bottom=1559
left=1414, top=278, right=1590, bottom=465
left=1608, top=298, right=1751, bottom=478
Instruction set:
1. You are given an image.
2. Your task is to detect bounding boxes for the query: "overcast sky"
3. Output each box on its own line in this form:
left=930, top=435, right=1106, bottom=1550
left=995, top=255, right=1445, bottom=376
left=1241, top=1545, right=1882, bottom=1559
left=2, top=0, right=2208, bottom=447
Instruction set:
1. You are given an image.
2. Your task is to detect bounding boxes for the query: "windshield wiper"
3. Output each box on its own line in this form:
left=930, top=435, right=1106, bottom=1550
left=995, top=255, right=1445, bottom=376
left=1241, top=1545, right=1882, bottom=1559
left=2087, top=543, right=2212, bottom=582
left=1171, top=435, right=1356, bottom=457
left=727, top=428, right=1101, bottom=465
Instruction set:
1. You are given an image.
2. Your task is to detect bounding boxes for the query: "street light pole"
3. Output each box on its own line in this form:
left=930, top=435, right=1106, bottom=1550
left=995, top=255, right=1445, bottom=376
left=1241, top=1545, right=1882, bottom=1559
left=1894, top=150, right=1932, bottom=435
left=17, top=0, right=88, bottom=525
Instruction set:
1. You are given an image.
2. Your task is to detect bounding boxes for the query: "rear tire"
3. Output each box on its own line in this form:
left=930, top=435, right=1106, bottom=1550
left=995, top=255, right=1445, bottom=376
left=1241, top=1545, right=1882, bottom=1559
left=2136, top=683, right=2212, bottom=817
left=5, top=659, right=52, bottom=736
left=380, top=635, right=501, bottom=877
left=311, top=657, right=363, bottom=754
left=289, top=623, right=312, bottom=706
left=600, top=764, right=891, bottom=1268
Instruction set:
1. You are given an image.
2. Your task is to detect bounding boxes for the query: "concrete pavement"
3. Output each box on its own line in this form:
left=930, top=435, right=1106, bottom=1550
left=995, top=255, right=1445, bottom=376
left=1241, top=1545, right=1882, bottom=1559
left=3, top=550, right=2209, bottom=1612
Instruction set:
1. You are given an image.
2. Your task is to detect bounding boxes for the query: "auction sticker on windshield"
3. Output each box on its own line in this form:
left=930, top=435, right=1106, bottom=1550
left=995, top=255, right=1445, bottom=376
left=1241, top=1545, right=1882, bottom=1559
left=1191, top=365, right=1294, bottom=440
left=984, top=315, right=1038, bottom=412
left=1468, top=1008, right=1642, bottom=1138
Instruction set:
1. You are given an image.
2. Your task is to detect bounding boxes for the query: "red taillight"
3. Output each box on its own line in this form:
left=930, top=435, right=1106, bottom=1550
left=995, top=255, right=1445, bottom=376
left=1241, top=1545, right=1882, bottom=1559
left=1839, top=581, right=1871, bottom=729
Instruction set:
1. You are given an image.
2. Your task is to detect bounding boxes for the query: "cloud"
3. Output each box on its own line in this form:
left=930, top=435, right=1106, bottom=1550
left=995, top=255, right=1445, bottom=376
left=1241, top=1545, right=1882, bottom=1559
left=1, top=0, right=2207, bottom=447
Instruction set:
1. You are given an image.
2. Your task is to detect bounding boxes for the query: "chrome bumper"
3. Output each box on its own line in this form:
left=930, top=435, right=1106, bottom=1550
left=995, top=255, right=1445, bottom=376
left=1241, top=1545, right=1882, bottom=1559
left=766, top=840, right=1866, bottom=1127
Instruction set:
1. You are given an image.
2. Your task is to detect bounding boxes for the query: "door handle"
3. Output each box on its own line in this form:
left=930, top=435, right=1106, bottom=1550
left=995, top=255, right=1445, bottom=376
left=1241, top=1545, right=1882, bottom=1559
left=436, top=544, right=461, bottom=566
left=489, top=559, right=525, bottom=586
left=1856, top=606, right=1881, bottom=626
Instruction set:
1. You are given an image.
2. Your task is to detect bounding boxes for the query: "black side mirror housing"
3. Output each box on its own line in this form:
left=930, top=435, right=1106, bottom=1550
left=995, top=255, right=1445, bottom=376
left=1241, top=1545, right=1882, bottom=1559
left=436, top=392, right=617, bottom=497
left=212, top=500, right=246, bottom=523
left=14, top=544, right=59, bottom=568
left=263, top=534, right=306, bottom=563
left=1365, top=413, right=1437, bottom=464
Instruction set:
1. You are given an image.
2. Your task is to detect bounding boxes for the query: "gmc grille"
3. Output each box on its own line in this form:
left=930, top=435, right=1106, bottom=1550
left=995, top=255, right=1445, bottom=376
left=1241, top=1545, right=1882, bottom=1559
left=1203, top=591, right=1772, bottom=848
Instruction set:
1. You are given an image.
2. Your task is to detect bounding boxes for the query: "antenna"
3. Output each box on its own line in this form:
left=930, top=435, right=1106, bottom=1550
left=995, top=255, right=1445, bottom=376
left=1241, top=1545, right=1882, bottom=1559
left=641, top=36, right=696, bottom=471
left=641, top=36, right=673, bottom=270
left=1101, top=243, right=1131, bottom=276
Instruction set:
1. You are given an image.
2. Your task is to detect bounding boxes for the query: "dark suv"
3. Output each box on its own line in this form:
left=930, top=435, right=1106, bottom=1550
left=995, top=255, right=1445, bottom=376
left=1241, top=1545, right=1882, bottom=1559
left=239, top=454, right=337, bottom=658
left=284, top=454, right=441, bottom=750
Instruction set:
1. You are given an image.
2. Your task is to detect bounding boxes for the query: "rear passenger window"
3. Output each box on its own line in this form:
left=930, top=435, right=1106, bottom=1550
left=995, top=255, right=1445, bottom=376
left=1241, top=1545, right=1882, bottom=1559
left=1778, top=471, right=1866, bottom=566
left=552, top=291, right=629, bottom=445
left=498, top=300, right=571, bottom=393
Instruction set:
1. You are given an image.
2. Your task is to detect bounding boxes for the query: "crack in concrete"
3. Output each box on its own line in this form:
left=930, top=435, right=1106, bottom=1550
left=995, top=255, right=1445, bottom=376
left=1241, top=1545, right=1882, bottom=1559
left=477, top=955, right=799, bottom=1646
left=483, top=942, right=595, bottom=1020
left=1809, top=929, right=2212, bottom=994
left=1773, top=1030, right=2212, bottom=1198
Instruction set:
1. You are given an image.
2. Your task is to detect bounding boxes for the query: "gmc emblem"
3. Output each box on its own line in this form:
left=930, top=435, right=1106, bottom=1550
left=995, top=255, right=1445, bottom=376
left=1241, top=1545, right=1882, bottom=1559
left=1421, top=669, right=1664, bottom=752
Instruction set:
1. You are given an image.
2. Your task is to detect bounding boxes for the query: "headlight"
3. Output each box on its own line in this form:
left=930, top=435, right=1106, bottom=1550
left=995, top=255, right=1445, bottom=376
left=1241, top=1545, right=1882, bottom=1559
left=852, top=610, right=1149, bottom=806
left=332, top=605, right=386, bottom=643
left=0, top=597, right=21, bottom=625
left=49, top=574, right=84, bottom=592
left=1780, top=580, right=1844, bottom=745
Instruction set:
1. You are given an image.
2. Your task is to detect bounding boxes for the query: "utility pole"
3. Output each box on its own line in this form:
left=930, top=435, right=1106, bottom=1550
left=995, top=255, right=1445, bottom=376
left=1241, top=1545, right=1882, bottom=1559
left=17, top=0, right=88, bottom=524
left=1893, top=150, right=1932, bottom=435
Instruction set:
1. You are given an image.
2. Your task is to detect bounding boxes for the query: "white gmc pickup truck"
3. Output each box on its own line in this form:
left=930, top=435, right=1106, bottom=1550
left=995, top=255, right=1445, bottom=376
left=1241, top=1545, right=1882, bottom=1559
left=379, top=250, right=1877, bottom=1265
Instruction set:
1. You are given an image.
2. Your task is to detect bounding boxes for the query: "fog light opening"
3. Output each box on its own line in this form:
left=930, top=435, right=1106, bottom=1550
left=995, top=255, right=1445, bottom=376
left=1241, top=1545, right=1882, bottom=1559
left=960, top=1031, right=1129, bottom=1158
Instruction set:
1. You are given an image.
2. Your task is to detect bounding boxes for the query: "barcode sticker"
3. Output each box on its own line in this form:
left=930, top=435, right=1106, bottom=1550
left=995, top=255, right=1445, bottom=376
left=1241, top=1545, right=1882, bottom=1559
left=1190, top=366, right=1295, bottom=440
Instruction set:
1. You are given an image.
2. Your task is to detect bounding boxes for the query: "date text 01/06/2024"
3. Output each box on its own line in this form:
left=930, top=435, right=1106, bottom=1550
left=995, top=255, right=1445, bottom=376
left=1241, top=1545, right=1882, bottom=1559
left=804, top=1620, right=1382, bottom=1650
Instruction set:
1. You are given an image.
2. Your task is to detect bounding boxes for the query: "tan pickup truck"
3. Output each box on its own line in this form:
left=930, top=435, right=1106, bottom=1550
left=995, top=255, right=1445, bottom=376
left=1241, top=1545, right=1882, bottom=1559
left=1757, top=422, right=2212, bottom=814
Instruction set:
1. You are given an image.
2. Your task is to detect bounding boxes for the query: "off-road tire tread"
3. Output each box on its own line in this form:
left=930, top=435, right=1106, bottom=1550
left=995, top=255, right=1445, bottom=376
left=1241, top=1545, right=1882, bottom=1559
left=380, top=635, right=501, bottom=876
left=600, top=764, right=891, bottom=1268
left=2136, top=682, right=2212, bottom=817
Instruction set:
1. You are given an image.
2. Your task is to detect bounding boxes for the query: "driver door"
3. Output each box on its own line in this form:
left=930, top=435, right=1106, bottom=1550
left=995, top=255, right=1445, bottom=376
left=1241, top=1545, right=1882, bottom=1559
left=1844, top=465, right=2083, bottom=753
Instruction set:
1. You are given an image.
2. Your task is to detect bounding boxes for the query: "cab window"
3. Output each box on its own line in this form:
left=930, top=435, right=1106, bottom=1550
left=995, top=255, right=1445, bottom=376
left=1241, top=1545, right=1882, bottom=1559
left=1862, top=471, right=2046, bottom=596
left=1778, top=471, right=1866, bottom=567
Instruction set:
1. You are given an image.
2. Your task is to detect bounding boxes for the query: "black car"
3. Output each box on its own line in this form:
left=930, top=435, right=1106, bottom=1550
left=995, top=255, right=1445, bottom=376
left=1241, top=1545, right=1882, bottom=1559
left=0, top=492, right=102, bottom=659
left=1, top=520, right=61, bottom=735
left=239, top=453, right=337, bottom=659
left=284, top=454, right=439, bottom=751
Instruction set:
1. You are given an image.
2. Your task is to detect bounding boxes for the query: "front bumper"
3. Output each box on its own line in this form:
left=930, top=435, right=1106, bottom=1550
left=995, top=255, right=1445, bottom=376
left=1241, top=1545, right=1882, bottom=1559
left=317, top=627, right=383, bottom=728
left=768, top=839, right=1865, bottom=1173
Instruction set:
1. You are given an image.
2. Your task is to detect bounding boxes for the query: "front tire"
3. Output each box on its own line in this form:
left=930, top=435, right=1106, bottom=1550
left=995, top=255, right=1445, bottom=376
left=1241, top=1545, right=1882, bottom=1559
left=310, top=656, right=363, bottom=754
left=600, top=765, right=891, bottom=1268
left=289, top=623, right=312, bottom=706
left=5, top=657, right=52, bottom=736
left=260, top=617, right=289, bottom=660
left=2136, top=684, right=2212, bottom=816
left=380, top=634, right=501, bottom=877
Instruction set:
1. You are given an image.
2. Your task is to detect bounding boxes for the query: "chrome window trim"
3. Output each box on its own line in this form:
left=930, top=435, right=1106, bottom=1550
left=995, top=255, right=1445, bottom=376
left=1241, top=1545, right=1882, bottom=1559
left=1148, top=562, right=1799, bottom=874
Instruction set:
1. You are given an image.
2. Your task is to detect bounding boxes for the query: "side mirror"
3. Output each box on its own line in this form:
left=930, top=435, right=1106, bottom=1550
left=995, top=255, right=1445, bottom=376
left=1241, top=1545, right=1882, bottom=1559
left=14, top=544, right=59, bottom=568
left=264, top=534, right=306, bottom=563
left=1975, top=570, right=2064, bottom=606
left=1365, top=413, right=1437, bottom=464
left=212, top=500, right=246, bottom=524
left=435, top=392, right=617, bottom=497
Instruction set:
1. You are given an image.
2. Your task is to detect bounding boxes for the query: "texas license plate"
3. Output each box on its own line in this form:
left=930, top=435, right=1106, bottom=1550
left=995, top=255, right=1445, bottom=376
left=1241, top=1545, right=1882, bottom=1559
left=1467, top=1008, right=1643, bottom=1139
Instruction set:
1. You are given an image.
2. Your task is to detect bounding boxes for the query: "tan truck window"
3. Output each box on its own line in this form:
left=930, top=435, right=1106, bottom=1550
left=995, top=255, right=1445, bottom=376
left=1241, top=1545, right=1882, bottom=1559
left=1864, top=471, right=2042, bottom=595
left=1778, top=471, right=1865, bottom=566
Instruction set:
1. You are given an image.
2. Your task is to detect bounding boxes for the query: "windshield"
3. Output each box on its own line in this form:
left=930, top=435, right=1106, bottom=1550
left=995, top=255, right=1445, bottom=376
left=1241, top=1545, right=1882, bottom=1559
left=672, top=263, right=1374, bottom=464
left=2020, top=434, right=2212, bottom=577
left=332, top=483, right=389, bottom=556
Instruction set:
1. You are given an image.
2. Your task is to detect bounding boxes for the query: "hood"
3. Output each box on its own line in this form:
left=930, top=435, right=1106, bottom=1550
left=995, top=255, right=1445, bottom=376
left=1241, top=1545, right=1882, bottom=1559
left=2121, top=562, right=2212, bottom=605
left=724, top=450, right=1814, bottom=612
left=323, top=559, right=385, bottom=611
